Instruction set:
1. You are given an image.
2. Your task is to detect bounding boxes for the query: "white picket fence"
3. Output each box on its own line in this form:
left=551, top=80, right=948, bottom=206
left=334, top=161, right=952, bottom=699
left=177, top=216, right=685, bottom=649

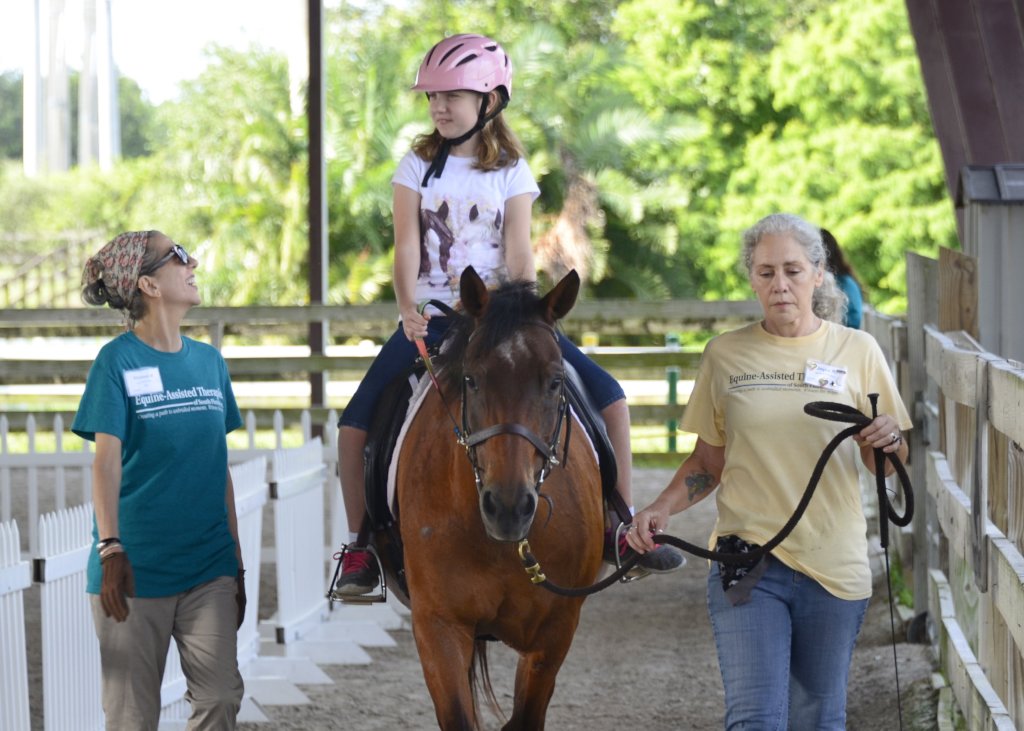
left=0, top=409, right=403, bottom=729
left=0, top=520, right=32, bottom=731
left=36, top=504, right=101, bottom=730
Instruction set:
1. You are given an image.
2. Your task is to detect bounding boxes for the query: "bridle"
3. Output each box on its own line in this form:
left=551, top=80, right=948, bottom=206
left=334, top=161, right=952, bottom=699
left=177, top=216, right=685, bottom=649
left=457, top=321, right=571, bottom=495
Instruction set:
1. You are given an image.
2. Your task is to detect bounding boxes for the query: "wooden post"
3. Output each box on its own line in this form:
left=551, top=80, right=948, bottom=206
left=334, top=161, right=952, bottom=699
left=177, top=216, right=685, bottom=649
left=906, top=251, right=940, bottom=618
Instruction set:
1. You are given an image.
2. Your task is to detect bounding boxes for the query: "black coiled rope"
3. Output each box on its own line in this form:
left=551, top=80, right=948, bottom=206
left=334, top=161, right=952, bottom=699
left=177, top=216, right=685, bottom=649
left=519, top=394, right=913, bottom=594
left=518, top=394, right=914, bottom=728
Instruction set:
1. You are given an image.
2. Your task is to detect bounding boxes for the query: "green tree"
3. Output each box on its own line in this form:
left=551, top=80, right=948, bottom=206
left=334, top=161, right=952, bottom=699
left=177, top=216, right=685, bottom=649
left=611, top=0, right=955, bottom=310
left=156, top=46, right=307, bottom=305
left=714, top=0, right=956, bottom=311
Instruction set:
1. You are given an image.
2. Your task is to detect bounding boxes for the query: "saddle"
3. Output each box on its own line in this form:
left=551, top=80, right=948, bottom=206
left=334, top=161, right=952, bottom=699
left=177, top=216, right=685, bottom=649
left=360, top=357, right=623, bottom=604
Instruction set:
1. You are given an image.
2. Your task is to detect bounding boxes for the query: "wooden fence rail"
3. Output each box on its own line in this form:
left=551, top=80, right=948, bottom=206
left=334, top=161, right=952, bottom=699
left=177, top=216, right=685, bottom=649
left=0, top=300, right=763, bottom=341
left=0, top=347, right=705, bottom=384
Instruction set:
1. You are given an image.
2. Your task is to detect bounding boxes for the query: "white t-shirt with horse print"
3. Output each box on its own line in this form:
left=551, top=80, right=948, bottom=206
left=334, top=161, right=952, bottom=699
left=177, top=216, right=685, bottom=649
left=392, top=150, right=541, bottom=308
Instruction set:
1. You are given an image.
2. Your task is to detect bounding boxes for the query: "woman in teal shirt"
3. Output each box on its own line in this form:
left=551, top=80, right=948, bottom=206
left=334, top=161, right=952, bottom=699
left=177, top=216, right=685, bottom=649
left=821, top=228, right=865, bottom=328
left=73, top=230, right=246, bottom=730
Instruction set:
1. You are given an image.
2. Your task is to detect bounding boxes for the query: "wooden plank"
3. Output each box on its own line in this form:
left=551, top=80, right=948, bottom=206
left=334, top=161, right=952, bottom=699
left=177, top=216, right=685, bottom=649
left=0, top=348, right=706, bottom=384
left=939, top=247, right=979, bottom=336
left=933, top=0, right=1012, bottom=164
left=989, top=533, right=1024, bottom=665
left=989, top=359, right=1024, bottom=445
left=909, top=253, right=940, bottom=618
left=925, top=324, right=950, bottom=385
left=904, top=0, right=969, bottom=201
left=974, top=0, right=1024, bottom=161
left=929, top=570, right=1017, bottom=731
left=928, top=452, right=973, bottom=559
left=941, top=339, right=984, bottom=407
left=989, top=431, right=1011, bottom=538
left=0, top=402, right=690, bottom=431
left=0, top=299, right=764, bottom=331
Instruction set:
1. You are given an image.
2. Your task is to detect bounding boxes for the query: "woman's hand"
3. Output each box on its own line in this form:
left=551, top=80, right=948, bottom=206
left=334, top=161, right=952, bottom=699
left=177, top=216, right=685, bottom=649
left=854, top=414, right=904, bottom=454
left=400, top=305, right=430, bottom=342
left=626, top=506, right=670, bottom=554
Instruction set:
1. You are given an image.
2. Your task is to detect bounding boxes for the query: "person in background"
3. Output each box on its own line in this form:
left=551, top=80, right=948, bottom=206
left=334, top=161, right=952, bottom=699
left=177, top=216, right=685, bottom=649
left=333, top=33, right=683, bottom=597
left=821, top=227, right=864, bottom=328
left=627, top=213, right=910, bottom=729
left=73, top=230, right=246, bottom=730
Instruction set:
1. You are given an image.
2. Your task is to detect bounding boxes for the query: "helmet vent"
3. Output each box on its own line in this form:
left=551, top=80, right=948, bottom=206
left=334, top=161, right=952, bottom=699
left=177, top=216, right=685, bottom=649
left=438, top=43, right=465, bottom=64
left=455, top=54, right=479, bottom=67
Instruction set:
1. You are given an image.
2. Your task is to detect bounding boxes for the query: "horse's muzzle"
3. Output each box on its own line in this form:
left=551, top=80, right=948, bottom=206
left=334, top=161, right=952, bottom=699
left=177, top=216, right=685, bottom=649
left=479, top=484, right=538, bottom=542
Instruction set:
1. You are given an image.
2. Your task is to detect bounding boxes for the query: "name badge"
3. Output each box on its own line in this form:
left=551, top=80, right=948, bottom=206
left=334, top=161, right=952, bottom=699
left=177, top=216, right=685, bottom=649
left=804, top=359, right=847, bottom=393
left=123, top=367, right=163, bottom=396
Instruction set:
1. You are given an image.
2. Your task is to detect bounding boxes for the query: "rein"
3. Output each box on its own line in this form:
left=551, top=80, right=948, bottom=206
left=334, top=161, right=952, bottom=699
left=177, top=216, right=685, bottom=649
left=517, top=394, right=914, bottom=596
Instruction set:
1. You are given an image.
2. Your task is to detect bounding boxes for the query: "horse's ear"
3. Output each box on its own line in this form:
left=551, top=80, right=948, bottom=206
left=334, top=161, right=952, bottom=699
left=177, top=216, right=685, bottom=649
left=460, top=266, right=489, bottom=317
left=540, top=269, right=580, bottom=322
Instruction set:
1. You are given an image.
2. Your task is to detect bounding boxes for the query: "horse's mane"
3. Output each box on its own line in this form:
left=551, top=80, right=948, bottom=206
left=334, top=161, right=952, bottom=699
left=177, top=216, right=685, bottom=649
left=434, top=279, right=544, bottom=393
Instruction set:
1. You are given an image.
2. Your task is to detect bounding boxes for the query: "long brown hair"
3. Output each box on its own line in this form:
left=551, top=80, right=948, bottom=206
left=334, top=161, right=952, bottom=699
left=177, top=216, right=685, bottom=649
left=411, top=93, right=524, bottom=172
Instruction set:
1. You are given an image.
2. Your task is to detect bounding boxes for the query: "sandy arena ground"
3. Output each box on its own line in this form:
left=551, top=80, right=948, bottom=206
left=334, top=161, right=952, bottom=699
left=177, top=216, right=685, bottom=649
left=12, top=467, right=937, bottom=730
left=239, top=468, right=937, bottom=731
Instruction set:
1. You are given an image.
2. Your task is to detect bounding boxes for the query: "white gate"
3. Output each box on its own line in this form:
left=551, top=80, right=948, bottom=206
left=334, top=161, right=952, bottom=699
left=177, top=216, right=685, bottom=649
left=36, top=504, right=102, bottom=731
left=0, top=519, right=31, bottom=731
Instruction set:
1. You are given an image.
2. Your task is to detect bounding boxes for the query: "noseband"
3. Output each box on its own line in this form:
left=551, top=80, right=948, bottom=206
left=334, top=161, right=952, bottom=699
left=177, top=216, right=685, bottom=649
left=458, top=322, right=571, bottom=494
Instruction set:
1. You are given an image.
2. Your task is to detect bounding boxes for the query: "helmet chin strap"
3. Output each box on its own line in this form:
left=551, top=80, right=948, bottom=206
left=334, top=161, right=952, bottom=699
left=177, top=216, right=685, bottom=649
left=421, top=93, right=509, bottom=187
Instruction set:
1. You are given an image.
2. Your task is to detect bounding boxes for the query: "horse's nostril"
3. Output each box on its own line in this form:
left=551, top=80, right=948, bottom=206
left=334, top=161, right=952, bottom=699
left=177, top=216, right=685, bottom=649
left=481, top=491, right=497, bottom=517
left=521, top=492, right=536, bottom=518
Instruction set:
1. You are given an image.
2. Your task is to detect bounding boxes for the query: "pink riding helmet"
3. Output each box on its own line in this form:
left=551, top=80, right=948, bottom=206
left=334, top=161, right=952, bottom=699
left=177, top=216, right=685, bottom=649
left=412, top=34, right=513, bottom=99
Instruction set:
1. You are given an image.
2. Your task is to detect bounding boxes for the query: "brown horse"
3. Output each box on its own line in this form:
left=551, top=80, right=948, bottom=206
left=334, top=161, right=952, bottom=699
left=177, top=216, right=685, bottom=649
left=392, top=266, right=604, bottom=730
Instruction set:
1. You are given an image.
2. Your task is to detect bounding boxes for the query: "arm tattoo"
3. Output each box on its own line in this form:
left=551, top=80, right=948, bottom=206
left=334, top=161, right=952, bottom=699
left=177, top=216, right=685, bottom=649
left=685, top=472, right=715, bottom=502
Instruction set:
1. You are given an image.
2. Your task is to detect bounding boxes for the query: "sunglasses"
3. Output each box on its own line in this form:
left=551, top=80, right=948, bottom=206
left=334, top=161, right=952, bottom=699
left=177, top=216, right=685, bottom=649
left=141, top=244, right=191, bottom=275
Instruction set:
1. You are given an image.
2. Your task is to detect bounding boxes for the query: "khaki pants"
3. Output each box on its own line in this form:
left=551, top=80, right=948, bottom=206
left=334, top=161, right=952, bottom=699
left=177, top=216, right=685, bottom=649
left=90, top=575, right=243, bottom=731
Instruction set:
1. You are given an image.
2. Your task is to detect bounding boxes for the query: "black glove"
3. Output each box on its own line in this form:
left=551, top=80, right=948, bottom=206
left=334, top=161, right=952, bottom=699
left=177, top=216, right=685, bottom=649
left=100, top=552, right=135, bottom=622
left=235, top=568, right=247, bottom=629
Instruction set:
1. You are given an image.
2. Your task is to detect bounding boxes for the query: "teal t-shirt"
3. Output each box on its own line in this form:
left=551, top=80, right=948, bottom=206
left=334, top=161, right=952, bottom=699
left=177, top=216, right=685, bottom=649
left=837, top=273, right=863, bottom=329
left=73, top=332, right=243, bottom=597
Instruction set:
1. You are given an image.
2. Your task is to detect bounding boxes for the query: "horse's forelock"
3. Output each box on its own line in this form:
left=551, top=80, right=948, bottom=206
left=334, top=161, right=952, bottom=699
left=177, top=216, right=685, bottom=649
left=436, top=280, right=548, bottom=392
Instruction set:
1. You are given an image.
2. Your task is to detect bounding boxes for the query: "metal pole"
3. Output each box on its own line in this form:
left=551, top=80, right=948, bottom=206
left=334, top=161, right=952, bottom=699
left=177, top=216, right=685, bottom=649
left=666, top=333, right=680, bottom=452
left=307, top=0, right=327, bottom=437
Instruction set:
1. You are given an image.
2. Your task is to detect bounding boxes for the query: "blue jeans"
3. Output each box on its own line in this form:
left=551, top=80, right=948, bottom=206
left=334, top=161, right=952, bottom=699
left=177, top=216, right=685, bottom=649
left=707, top=557, right=868, bottom=730
left=339, top=321, right=625, bottom=431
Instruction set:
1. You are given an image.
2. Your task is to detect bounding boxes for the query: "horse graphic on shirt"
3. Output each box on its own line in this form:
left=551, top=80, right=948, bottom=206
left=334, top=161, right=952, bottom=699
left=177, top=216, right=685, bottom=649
left=419, top=202, right=454, bottom=289
left=446, top=203, right=504, bottom=289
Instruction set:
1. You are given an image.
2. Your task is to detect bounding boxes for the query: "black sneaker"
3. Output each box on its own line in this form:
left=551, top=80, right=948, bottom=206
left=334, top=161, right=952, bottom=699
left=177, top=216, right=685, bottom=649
left=333, top=550, right=380, bottom=596
left=603, top=528, right=686, bottom=574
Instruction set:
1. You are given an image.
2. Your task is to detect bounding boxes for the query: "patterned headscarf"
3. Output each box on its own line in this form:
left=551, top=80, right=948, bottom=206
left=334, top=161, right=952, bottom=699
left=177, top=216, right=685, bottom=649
left=82, top=230, right=152, bottom=308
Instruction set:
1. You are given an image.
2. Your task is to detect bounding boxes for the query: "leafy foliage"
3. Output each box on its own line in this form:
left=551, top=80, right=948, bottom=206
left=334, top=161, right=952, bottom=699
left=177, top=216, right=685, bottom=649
left=0, top=0, right=956, bottom=314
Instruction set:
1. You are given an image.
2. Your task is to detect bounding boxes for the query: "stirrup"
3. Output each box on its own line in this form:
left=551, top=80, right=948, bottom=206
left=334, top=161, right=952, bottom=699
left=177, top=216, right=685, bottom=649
left=326, top=543, right=388, bottom=605
left=612, top=521, right=651, bottom=584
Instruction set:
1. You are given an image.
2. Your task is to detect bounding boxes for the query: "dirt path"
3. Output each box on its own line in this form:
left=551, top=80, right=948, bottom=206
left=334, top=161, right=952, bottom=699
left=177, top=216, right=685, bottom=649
left=241, top=468, right=937, bottom=730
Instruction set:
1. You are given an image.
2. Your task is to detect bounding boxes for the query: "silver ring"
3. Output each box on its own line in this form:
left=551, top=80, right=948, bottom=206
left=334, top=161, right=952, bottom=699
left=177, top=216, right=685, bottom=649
left=889, top=432, right=900, bottom=445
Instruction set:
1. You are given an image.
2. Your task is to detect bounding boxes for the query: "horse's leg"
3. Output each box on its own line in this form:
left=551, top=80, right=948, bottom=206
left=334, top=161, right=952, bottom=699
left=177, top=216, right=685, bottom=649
left=502, top=611, right=580, bottom=731
left=411, top=614, right=479, bottom=730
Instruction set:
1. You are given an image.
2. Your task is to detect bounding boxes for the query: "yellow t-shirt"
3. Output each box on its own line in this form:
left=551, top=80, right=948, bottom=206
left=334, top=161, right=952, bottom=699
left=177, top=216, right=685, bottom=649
left=681, top=320, right=912, bottom=600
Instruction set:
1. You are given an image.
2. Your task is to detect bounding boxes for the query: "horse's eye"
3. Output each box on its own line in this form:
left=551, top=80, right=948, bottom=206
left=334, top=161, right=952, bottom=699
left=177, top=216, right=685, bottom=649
left=550, top=376, right=563, bottom=393
left=464, top=375, right=477, bottom=390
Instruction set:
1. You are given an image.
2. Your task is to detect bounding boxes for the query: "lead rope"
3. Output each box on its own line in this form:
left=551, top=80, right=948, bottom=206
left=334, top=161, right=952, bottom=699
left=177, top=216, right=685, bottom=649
left=520, top=395, right=914, bottom=727
left=412, top=299, right=465, bottom=442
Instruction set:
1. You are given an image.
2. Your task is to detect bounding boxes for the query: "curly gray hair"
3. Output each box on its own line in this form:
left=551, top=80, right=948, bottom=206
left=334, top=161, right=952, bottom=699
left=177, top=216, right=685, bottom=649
left=740, top=213, right=848, bottom=324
